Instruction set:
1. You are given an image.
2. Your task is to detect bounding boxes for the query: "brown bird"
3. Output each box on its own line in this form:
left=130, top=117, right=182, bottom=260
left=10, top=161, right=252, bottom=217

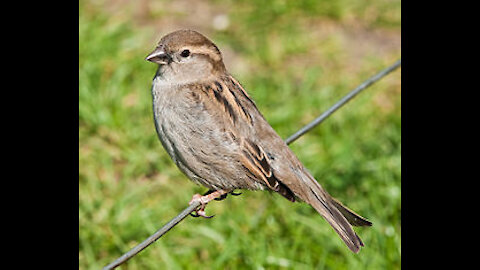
left=145, top=29, right=372, bottom=253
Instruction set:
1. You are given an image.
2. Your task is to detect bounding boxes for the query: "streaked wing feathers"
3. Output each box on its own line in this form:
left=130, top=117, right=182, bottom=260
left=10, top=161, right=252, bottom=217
left=240, top=139, right=295, bottom=202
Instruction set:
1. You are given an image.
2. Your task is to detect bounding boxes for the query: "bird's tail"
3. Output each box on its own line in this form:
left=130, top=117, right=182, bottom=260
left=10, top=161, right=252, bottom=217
left=330, top=196, right=372, bottom=227
left=301, top=174, right=371, bottom=253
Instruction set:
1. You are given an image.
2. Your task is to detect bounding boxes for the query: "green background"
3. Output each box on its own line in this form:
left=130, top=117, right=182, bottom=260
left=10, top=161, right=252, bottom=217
left=79, top=0, right=401, bottom=269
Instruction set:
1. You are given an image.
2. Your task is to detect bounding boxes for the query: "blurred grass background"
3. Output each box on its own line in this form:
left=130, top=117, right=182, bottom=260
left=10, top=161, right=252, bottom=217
left=79, top=0, right=400, bottom=269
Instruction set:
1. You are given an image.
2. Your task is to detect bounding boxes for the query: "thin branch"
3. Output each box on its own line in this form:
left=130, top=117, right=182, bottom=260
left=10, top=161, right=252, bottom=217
left=103, top=59, right=401, bottom=270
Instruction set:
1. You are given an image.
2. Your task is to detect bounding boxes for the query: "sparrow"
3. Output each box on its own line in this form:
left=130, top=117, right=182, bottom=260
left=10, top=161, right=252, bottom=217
left=145, top=29, right=372, bottom=253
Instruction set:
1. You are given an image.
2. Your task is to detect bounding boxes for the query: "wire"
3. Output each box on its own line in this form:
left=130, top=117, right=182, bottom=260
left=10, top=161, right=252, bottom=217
left=285, top=59, right=401, bottom=145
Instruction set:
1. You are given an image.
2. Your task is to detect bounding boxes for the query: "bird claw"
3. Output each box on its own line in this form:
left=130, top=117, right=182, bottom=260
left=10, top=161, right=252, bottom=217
left=190, top=209, right=215, bottom=218
left=189, top=202, right=215, bottom=218
left=214, top=193, right=228, bottom=201
left=213, top=190, right=242, bottom=201
left=188, top=190, right=228, bottom=219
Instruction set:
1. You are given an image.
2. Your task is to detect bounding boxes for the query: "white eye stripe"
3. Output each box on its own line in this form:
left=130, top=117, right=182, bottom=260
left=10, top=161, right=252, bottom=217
left=180, top=45, right=221, bottom=62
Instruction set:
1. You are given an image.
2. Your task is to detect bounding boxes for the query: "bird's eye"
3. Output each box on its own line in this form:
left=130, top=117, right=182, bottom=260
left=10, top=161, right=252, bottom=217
left=180, top=49, right=190, bottom=57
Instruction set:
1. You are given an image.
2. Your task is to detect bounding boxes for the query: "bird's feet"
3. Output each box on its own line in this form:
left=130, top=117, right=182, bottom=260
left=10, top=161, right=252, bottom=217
left=214, top=190, right=242, bottom=201
left=189, top=189, right=230, bottom=218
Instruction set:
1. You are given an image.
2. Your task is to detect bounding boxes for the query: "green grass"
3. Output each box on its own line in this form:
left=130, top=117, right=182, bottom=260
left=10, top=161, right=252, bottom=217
left=79, top=0, right=401, bottom=269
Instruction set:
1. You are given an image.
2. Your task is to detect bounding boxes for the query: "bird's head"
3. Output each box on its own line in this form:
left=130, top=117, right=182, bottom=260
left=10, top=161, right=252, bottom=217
left=146, top=29, right=226, bottom=83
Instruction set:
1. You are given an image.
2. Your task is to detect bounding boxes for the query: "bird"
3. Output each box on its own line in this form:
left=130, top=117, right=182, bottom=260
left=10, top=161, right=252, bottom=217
left=145, top=29, right=372, bottom=253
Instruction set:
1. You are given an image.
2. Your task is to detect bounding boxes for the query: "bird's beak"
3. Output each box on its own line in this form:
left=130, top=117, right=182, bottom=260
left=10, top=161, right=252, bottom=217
left=145, top=47, right=171, bottom=65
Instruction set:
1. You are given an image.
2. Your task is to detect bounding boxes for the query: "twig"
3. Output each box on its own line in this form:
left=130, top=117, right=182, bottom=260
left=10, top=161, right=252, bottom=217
left=103, top=59, right=401, bottom=269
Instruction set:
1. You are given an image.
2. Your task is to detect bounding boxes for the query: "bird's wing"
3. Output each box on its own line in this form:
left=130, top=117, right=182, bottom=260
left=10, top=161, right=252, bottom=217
left=191, top=75, right=297, bottom=200
left=239, top=137, right=296, bottom=201
left=219, top=74, right=369, bottom=253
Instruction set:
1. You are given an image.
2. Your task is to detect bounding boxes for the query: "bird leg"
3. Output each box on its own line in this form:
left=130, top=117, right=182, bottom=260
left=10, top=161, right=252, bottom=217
left=189, top=189, right=229, bottom=218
